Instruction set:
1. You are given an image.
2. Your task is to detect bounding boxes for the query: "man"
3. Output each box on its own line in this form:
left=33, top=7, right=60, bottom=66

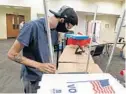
left=8, top=6, right=78, bottom=93
left=19, top=20, right=25, bottom=30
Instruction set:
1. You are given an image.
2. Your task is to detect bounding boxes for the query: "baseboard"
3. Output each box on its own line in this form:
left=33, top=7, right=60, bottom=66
left=0, top=38, right=7, bottom=40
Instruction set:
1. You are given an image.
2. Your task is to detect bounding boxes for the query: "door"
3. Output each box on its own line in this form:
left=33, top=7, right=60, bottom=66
left=6, top=14, right=25, bottom=38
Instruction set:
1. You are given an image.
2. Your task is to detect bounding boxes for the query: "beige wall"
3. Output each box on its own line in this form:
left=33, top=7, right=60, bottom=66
left=0, top=10, right=6, bottom=39
left=0, top=7, right=30, bottom=39
left=120, top=0, right=126, bottom=38
left=86, top=15, right=118, bottom=41
left=0, top=0, right=124, bottom=39
left=0, top=0, right=122, bottom=19
left=73, top=12, right=87, bottom=34
left=120, top=26, right=126, bottom=38
left=67, top=13, right=119, bottom=41
left=0, top=0, right=44, bottom=20
left=48, top=0, right=122, bottom=15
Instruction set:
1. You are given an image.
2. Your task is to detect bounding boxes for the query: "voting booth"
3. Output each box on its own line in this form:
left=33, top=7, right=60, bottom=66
left=41, top=1, right=126, bottom=94
left=37, top=74, right=126, bottom=94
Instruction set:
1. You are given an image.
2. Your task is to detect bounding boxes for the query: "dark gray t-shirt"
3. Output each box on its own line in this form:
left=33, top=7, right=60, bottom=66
left=17, top=18, right=57, bottom=81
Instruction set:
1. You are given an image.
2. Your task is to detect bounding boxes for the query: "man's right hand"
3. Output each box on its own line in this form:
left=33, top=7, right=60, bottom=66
left=36, top=63, right=56, bottom=74
left=8, top=40, right=56, bottom=74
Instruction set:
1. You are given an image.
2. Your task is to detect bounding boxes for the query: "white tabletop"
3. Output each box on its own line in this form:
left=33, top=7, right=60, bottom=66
left=37, top=73, right=126, bottom=94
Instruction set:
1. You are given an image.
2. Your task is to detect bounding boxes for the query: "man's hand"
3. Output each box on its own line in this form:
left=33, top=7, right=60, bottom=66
left=36, top=63, right=56, bottom=74
left=8, top=40, right=56, bottom=74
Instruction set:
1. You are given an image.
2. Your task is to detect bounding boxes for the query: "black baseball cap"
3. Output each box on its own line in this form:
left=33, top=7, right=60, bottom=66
left=49, top=6, right=78, bottom=26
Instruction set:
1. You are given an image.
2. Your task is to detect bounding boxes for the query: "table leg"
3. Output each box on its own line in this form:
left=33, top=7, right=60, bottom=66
left=56, top=44, right=59, bottom=69
left=106, top=44, right=110, bottom=56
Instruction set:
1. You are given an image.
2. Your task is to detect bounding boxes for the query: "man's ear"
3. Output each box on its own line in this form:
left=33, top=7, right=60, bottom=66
left=60, top=18, right=65, bottom=23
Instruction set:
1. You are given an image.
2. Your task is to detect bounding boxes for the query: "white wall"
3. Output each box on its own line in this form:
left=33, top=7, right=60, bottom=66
left=115, top=0, right=126, bottom=52
left=47, top=0, right=123, bottom=36
left=0, top=0, right=123, bottom=19
left=67, top=13, right=119, bottom=41
left=0, top=7, right=30, bottom=39
left=86, top=15, right=118, bottom=41
left=0, top=9, right=7, bottom=39
left=120, top=0, right=126, bottom=38
left=73, top=12, right=87, bottom=34
left=48, top=0, right=122, bottom=15
left=0, top=0, right=124, bottom=39
left=0, top=0, right=44, bottom=20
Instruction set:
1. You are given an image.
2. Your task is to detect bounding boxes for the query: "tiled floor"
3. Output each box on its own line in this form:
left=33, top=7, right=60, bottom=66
left=92, top=44, right=125, bottom=83
left=0, top=39, right=125, bottom=93
left=0, top=39, right=24, bottom=93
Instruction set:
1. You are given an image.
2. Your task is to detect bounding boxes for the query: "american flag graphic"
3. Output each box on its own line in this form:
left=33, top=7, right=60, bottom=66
left=91, top=79, right=115, bottom=94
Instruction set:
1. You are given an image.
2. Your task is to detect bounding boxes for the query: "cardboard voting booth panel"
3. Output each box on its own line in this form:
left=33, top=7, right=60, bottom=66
left=37, top=74, right=126, bottom=94
left=59, top=45, right=94, bottom=64
left=57, top=63, right=103, bottom=73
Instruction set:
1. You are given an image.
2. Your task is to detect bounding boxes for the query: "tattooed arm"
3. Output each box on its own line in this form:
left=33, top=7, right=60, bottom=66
left=7, top=40, right=56, bottom=73
left=7, top=40, right=40, bottom=68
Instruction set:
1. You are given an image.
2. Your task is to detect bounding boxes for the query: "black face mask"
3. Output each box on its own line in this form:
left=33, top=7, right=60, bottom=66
left=56, top=22, right=68, bottom=33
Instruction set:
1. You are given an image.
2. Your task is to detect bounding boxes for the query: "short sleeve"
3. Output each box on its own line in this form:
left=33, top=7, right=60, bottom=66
left=17, top=22, right=34, bottom=47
